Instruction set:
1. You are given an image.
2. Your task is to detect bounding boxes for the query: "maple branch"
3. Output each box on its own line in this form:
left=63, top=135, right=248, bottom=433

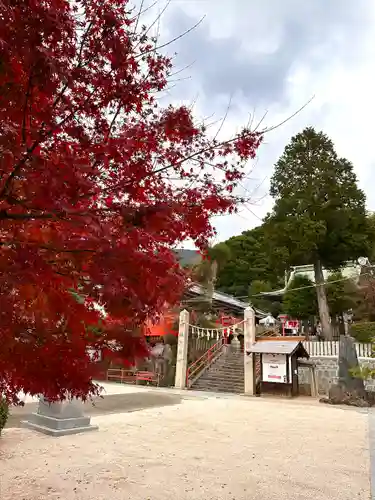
left=41, top=245, right=97, bottom=254
left=106, top=101, right=122, bottom=140
left=1, top=8, right=204, bottom=202
left=0, top=210, right=55, bottom=220
left=0, top=18, right=101, bottom=201
left=149, top=135, right=246, bottom=178
left=0, top=83, right=100, bottom=201
left=0, top=204, right=165, bottom=226
left=52, top=20, right=94, bottom=111
left=21, top=69, right=33, bottom=144
left=146, top=99, right=314, bottom=181
left=78, top=21, right=94, bottom=65
left=0, top=240, right=97, bottom=254
left=0, top=143, right=40, bottom=197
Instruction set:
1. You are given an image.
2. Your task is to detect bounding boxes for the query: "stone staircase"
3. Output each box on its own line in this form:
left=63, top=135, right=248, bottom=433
left=190, top=349, right=244, bottom=394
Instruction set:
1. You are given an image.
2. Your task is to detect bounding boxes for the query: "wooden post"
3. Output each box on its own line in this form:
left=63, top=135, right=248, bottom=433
left=244, top=307, right=256, bottom=395
left=174, top=309, right=190, bottom=389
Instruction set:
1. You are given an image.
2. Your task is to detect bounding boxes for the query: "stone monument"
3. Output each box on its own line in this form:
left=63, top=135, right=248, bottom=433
left=321, top=335, right=368, bottom=407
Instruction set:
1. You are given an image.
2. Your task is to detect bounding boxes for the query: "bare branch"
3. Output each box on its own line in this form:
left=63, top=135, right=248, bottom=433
left=253, top=109, right=268, bottom=132
left=261, top=96, right=315, bottom=134
left=132, top=0, right=145, bottom=36
left=134, top=0, right=171, bottom=51
left=213, top=94, right=233, bottom=142
left=168, top=60, right=196, bottom=79
left=242, top=203, right=263, bottom=222
left=137, top=15, right=205, bottom=58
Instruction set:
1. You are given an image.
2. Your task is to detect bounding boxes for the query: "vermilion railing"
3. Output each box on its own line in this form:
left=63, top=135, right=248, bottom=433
left=186, top=337, right=225, bottom=388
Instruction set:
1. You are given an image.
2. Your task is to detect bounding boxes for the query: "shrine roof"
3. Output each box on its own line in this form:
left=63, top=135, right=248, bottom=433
left=247, top=340, right=309, bottom=358
left=184, top=283, right=268, bottom=318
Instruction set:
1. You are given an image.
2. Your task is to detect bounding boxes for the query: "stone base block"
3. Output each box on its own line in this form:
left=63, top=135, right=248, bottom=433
left=21, top=413, right=98, bottom=436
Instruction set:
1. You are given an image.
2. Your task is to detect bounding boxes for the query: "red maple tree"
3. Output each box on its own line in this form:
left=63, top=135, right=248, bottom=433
left=0, top=0, right=262, bottom=402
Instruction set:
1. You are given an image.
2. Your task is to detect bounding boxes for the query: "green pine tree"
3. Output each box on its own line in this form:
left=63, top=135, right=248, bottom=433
left=267, top=127, right=370, bottom=339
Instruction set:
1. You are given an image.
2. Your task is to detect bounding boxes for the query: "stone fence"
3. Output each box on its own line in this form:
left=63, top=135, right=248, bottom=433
left=299, top=352, right=375, bottom=396
left=302, top=340, right=372, bottom=358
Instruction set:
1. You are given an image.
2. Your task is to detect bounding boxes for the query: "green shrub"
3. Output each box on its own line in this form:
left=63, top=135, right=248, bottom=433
left=351, top=322, right=375, bottom=343
left=0, top=398, right=9, bottom=434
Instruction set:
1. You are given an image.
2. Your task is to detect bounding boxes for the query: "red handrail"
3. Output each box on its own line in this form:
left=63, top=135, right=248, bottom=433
left=186, top=338, right=224, bottom=387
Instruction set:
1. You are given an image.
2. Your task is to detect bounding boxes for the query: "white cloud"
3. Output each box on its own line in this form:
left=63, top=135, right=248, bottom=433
left=138, top=0, right=375, bottom=246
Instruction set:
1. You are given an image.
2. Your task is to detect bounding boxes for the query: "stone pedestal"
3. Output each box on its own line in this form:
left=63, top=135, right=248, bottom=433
left=231, top=330, right=241, bottom=352
left=22, top=396, right=98, bottom=437
left=223, top=343, right=231, bottom=355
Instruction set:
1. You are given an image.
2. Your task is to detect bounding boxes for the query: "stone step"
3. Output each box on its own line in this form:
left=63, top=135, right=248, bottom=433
left=215, top=356, right=243, bottom=362
left=195, top=375, right=243, bottom=380
left=192, top=385, right=243, bottom=393
left=193, top=382, right=244, bottom=390
left=190, top=352, right=245, bottom=394
left=198, top=373, right=244, bottom=380
left=211, top=356, right=243, bottom=361
left=206, top=366, right=245, bottom=373
left=193, top=378, right=244, bottom=387
left=217, top=360, right=243, bottom=363
left=192, top=387, right=243, bottom=394
left=210, top=367, right=244, bottom=372
left=205, top=374, right=244, bottom=381
left=210, top=363, right=244, bottom=369
left=211, top=361, right=243, bottom=367
left=193, top=380, right=244, bottom=387
left=194, top=385, right=243, bottom=392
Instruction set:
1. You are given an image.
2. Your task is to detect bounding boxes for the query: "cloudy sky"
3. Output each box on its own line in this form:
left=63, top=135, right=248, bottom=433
left=141, top=0, right=375, bottom=246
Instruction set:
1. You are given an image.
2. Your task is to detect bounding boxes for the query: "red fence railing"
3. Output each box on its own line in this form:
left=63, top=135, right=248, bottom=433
left=186, top=338, right=225, bottom=387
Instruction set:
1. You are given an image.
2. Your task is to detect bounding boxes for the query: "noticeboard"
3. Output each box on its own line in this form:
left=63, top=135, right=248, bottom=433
left=262, top=353, right=288, bottom=384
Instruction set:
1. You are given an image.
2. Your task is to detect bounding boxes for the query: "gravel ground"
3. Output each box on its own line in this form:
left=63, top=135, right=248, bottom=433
left=6, top=392, right=183, bottom=429
left=0, top=395, right=370, bottom=500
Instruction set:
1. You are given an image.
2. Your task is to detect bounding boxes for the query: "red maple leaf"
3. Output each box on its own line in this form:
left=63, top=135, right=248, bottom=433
left=0, top=0, right=262, bottom=402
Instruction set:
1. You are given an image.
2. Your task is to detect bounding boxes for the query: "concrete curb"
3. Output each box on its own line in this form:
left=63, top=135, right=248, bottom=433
left=369, top=410, right=375, bottom=499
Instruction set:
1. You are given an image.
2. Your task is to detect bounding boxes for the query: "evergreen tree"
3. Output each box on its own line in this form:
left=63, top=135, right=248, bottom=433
left=267, top=127, right=370, bottom=338
left=248, top=280, right=283, bottom=317
left=326, top=272, right=358, bottom=318
left=282, top=275, right=318, bottom=320
left=216, top=225, right=287, bottom=297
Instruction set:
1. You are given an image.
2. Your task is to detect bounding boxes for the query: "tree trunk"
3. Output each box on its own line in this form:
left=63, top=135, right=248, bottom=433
left=313, top=259, right=332, bottom=339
